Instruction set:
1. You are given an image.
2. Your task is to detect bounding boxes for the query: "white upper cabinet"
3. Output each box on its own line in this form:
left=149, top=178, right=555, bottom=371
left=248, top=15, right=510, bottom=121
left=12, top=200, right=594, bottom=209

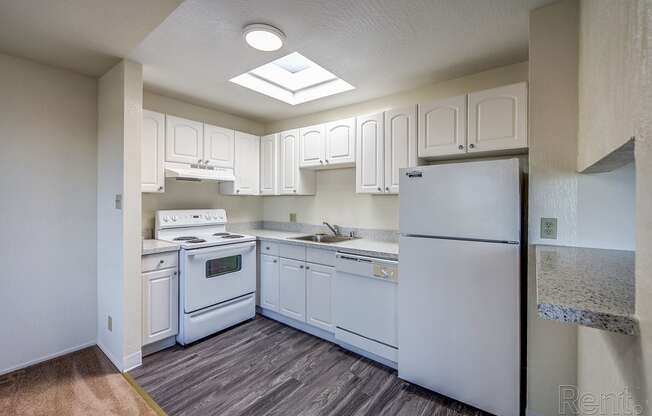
left=384, top=106, right=417, bottom=194
left=259, top=134, right=278, bottom=195
left=467, top=82, right=527, bottom=153
left=141, top=110, right=165, bottom=193
left=221, top=131, right=259, bottom=195
left=325, top=118, right=356, bottom=167
left=299, top=124, right=326, bottom=168
left=279, top=129, right=316, bottom=195
left=165, top=115, right=204, bottom=164
left=418, top=95, right=467, bottom=158
left=203, top=124, right=234, bottom=168
left=356, top=112, right=385, bottom=194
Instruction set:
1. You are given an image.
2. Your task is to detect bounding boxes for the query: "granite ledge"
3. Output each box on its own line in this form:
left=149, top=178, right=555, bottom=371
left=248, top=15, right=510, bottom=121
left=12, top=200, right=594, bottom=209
left=142, top=239, right=180, bottom=256
left=535, top=245, right=638, bottom=335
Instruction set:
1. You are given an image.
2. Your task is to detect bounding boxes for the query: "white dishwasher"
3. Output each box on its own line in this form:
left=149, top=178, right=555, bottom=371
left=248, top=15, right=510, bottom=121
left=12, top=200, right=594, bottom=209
left=334, top=252, right=398, bottom=366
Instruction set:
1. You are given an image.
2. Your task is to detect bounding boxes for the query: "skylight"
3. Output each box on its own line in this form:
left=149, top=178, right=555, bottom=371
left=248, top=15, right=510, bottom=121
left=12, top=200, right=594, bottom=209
left=230, top=52, right=354, bottom=105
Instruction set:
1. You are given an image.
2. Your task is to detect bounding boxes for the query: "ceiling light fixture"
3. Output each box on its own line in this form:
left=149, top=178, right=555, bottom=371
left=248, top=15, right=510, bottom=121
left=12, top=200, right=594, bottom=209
left=243, top=24, right=285, bottom=52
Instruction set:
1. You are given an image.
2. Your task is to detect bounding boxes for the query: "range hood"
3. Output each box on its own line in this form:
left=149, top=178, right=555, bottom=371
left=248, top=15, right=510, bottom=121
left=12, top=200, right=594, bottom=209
left=165, top=166, right=235, bottom=182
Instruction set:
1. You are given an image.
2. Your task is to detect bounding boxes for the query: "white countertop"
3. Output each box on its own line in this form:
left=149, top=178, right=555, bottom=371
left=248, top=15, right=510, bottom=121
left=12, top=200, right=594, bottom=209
left=142, top=239, right=180, bottom=256
left=239, top=228, right=399, bottom=260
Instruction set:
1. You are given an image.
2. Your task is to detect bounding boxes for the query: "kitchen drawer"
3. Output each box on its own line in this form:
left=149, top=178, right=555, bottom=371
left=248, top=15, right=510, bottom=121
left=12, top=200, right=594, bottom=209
left=142, top=252, right=178, bottom=272
left=279, top=243, right=306, bottom=261
left=307, top=247, right=336, bottom=266
left=259, top=240, right=279, bottom=256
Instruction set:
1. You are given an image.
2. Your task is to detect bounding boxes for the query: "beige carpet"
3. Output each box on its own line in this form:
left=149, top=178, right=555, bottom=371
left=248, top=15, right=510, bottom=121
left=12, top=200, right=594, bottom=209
left=0, top=347, right=159, bottom=415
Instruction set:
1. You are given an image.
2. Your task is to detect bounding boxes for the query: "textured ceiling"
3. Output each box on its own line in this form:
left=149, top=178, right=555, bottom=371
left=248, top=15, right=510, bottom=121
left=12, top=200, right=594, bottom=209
left=130, top=0, right=554, bottom=122
left=0, top=0, right=183, bottom=76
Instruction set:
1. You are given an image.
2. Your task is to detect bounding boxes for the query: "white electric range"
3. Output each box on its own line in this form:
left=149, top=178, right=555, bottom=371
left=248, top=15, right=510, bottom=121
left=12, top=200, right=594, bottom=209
left=155, top=209, right=256, bottom=345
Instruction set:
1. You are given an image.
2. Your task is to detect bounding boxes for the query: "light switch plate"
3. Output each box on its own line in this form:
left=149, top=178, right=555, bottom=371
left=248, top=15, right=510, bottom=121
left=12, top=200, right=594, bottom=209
left=541, top=217, right=558, bottom=239
left=107, top=315, right=112, bottom=332
left=114, top=194, right=122, bottom=210
left=289, top=213, right=297, bottom=223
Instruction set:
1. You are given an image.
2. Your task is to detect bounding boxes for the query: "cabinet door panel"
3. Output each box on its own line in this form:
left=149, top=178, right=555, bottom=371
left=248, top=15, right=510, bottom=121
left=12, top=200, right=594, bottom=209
left=325, top=118, right=355, bottom=166
left=279, top=258, right=306, bottom=322
left=306, top=263, right=334, bottom=332
left=468, top=82, right=527, bottom=152
left=259, top=134, right=278, bottom=195
left=418, top=95, right=466, bottom=158
left=165, top=115, right=204, bottom=164
left=142, top=268, right=178, bottom=346
left=204, top=124, right=234, bottom=168
left=299, top=124, right=326, bottom=167
left=279, top=130, right=299, bottom=194
left=142, top=110, right=165, bottom=193
left=356, top=113, right=384, bottom=194
left=384, top=106, right=417, bottom=194
left=230, top=131, right=259, bottom=195
left=260, top=254, right=280, bottom=312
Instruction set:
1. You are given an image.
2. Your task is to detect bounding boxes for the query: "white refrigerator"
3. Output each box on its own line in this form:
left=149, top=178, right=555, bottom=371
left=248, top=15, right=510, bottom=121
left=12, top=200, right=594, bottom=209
left=398, top=158, right=521, bottom=416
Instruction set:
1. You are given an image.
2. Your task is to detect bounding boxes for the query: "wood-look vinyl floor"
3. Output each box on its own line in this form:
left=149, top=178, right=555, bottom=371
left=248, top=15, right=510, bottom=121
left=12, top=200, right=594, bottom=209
left=130, top=315, right=490, bottom=416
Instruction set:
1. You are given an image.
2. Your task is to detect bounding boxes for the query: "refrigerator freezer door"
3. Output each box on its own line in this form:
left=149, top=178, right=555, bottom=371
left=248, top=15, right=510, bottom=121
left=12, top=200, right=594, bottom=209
left=399, top=158, right=520, bottom=242
left=398, top=235, right=520, bottom=416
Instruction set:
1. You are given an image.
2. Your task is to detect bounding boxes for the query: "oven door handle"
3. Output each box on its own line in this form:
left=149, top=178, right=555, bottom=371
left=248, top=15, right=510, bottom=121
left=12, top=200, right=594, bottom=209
left=187, top=242, right=256, bottom=260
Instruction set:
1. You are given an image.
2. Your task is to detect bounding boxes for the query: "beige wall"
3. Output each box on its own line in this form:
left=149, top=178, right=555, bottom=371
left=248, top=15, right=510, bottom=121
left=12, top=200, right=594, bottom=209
left=577, top=0, right=639, bottom=171
left=262, top=62, right=529, bottom=230
left=144, top=90, right=265, bottom=136
left=0, top=53, right=98, bottom=375
left=528, top=1, right=640, bottom=415
left=142, top=180, right=263, bottom=237
left=97, top=60, right=144, bottom=371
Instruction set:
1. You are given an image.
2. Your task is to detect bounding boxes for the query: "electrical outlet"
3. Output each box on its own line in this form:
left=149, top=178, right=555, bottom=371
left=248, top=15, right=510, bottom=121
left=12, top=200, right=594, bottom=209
left=107, top=315, right=112, bottom=332
left=540, top=217, right=558, bottom=239
left=114, top=194, right=122, bottom=210
left=289, top=213, right=297, bottom=223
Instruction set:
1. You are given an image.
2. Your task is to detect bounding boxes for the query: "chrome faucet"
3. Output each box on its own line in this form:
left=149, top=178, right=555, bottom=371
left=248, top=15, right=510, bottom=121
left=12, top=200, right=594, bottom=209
left=323, top=221, right=340, bottom=236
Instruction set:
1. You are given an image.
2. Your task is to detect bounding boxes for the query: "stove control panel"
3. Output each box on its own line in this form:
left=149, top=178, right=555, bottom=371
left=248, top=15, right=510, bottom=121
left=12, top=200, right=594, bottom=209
left=156, top=209, right=227, bottom=229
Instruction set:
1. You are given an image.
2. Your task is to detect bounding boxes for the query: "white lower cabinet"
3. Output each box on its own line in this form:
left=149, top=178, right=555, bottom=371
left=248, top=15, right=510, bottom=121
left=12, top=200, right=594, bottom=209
left=260, top=254, right=280, bottom=312
left=306, top=263, right=335, bottom=332
left=278, top=258, right=307, bottom=322
left=142, top=263, right=179, bottom=346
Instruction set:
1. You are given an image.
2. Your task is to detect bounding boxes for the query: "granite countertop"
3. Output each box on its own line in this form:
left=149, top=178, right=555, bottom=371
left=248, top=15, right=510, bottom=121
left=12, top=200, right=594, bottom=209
left=142, top=239, right=180, bottom=256
left=240, top=229, right=399, bottom=260
left=535, top=245, right=637, bottom=335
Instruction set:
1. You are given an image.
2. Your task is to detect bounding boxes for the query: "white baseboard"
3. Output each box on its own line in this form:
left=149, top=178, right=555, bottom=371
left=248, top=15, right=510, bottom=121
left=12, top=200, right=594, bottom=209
left=96, top=341, right=123, bottom=371
left=0, top=340, right=96, bottom=376
left=122, top=350, right=142, bottom=373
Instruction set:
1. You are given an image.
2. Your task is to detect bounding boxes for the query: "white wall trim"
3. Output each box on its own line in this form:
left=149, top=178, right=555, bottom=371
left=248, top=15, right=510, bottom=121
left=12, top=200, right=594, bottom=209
left=0, top=340, right=96, bottom=376
left=97, top=341, right=123, bottom=372
left=122, top=350, right=142, bottom=373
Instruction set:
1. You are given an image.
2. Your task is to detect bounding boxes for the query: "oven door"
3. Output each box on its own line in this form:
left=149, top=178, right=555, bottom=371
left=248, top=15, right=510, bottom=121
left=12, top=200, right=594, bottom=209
left=181, top=241, right=256, bottom=313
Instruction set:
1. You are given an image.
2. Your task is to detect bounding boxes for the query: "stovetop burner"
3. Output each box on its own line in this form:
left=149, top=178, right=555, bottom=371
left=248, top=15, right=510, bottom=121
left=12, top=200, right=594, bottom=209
left=212, top=232, right=230, bottom=237
left=186, top=239, right=207, bottom=244
left=221, top=234, right=244, bottom=239
left=173, top=236, right=198, bottom=241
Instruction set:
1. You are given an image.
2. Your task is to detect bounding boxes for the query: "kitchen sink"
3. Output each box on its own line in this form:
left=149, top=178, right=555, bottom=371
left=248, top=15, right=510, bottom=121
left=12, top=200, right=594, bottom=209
left=291, top=234, right=359, bottom=244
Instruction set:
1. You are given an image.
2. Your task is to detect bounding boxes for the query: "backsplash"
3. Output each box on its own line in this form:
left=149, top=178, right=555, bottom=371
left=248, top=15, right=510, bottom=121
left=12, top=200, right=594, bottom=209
left=261, top=221, right=399, bottom=243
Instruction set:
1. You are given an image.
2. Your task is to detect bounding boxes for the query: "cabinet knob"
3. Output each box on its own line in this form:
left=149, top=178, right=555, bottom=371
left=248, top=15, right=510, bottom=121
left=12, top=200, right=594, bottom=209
left=469, top=143, right=475, bottom=149
left=319, top=160, right=323, bottom=164
left=205, top=159, right=210, bottom=164
left=236, top=189, right=240, bottom=193
left=159, top=260, right=165, bottom=264
left=306, top=266, right=310, bottom=270
left=377, top=187, right=381, bottom=191
left=458, top=145, right=464, bottom=150
left=273, top=259, right=277, bottom=263
left=265, top=246, right=270, bottom=250
left=158, top=186, right=163, bottom=191
left=325, top=159, right=329, bottom=164
left=385, top=187, right=389, bottom=191
left=300, top=265, right=304, bottom=269
left=293, top=190, right=297, bottom=193
left=197, top=159, right=202, bottom=164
